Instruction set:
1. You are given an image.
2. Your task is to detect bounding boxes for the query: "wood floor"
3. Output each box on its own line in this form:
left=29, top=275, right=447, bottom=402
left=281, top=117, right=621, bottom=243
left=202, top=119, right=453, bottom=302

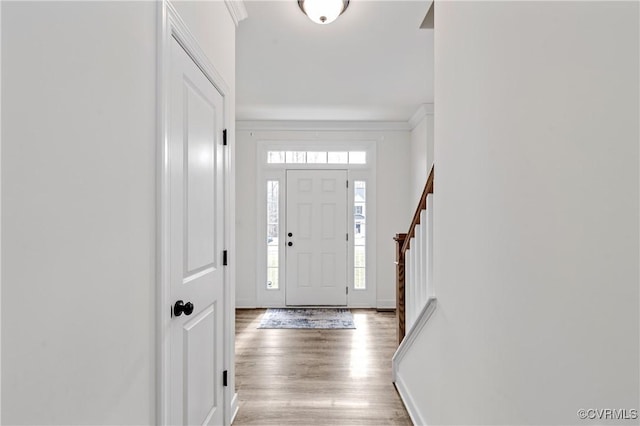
left=233, top=309, right=412, bottom=425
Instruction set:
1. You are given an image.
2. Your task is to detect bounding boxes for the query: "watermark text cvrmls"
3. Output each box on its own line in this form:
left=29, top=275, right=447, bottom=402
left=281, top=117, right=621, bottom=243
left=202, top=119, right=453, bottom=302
left=577, top=409, right=638, bottom=420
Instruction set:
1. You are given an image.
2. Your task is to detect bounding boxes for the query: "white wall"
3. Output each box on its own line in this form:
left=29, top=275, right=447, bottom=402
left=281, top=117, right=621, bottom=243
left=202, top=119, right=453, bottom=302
left=409, top=105, right=434, bottom=204
left=235, top=124, right=412, bottom=309
left=376, top=129, right=412, bottom=307
left=1, top=1, right=237, bottom=424
left=235, top=129, right=258, bottom=307
left=2, top=3, right=156, bottom=423
left=400, top=2, right=639, bottom=424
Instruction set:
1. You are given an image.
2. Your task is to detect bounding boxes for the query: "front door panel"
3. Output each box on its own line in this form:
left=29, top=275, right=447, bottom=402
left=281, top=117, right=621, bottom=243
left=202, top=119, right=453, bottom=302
left=286, top=170, right=347, bottom=306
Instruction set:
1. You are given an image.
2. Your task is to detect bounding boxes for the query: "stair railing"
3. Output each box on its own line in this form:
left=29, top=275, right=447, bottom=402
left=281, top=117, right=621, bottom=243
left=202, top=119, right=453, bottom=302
left=395, top=165, right=434, bottom=345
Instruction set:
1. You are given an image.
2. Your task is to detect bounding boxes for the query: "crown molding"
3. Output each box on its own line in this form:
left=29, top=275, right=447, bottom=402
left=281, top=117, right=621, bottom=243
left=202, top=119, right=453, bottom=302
left=408, top=104, right=434, bottom=130
left=237, top=120, right=412, bottom=132
left=224, top=0, right=248, bottom=27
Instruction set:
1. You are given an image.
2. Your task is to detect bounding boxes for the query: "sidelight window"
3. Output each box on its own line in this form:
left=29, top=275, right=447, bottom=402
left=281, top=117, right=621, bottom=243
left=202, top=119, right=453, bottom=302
left=354, top=181, right=366, bottom=290
left=266, top=180, right=279, bottom=289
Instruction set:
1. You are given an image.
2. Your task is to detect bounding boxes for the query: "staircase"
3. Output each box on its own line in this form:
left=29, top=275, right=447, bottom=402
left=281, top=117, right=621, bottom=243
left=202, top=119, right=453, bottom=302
left=394, top=165, right=435, bottom=343
left=392, top=165, right=437, bottom=425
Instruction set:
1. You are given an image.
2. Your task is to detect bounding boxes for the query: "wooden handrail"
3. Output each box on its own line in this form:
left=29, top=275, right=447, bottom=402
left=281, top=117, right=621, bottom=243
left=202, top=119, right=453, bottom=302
left=401, top=165, right=434, bottom=254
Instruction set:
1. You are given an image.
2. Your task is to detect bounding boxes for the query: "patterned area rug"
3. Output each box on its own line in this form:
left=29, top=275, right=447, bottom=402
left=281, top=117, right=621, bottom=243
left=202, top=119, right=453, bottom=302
left=258, top=308, right=356, bottom=329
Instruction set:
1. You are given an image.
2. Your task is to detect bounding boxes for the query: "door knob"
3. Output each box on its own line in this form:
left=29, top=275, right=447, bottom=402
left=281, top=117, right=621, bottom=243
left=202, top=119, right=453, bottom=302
left=288, top=232, right=293, bottom=237
left=174, top=300, right=194, bottom=317
left=288, top=242, right=293, bottom=247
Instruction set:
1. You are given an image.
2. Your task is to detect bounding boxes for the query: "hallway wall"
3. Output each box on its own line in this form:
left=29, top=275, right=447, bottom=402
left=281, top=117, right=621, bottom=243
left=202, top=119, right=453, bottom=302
left=1, top=2, right=237, bottom=423
left=235, top=124, right=412, bottom=309
left=412, top=1, right=639, bottom=424
left=409, top=105, right=434, bottom=205
left=2, top=3, right=156, bottom=423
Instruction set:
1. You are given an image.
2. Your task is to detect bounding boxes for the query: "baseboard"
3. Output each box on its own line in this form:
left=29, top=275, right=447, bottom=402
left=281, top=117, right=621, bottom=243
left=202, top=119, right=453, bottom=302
left=348, top=302, right=376, bottom=308
left=235, top=299, right=257, bottom=309
left=376, top=298, right=396, bottom=310
left=230, top=392, right=239, bottom=424
left=394, top=372, right=427, bottom=426
left=238, top=304, right=379, bottom=309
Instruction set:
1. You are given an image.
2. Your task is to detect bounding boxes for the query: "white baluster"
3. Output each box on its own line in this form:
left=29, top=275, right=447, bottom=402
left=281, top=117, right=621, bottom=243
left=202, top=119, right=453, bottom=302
left=420, top=209, right=427, bottom=310
left=410, top=242, right=416, bottom=329
left=414, top=222, right=422, bottom=317
left=413, top=237, right=420, bottom=330
left=426, top=194, right=434, bottom=298
left=410, top=241, right=418, bottom=328
left=405, top=247, right=413, bottom=329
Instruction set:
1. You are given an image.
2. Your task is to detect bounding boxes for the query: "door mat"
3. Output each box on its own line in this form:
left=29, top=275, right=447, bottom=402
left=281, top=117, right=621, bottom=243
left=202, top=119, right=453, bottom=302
left=258, top=308, right=356, bottom=329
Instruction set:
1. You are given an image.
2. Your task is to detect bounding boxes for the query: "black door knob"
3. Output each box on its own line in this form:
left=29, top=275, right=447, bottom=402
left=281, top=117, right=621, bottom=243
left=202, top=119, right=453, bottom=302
left=174, top=300, right=194, bottom=317
left=288, top=232, right=293, bottom=237
left=288, top=241, right=293, bottom=247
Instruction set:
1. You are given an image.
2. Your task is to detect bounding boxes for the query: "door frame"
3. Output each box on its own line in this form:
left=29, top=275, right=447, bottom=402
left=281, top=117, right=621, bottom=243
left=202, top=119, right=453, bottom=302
left=256, top=139, right=378, bottom=308
left=157, top=2, right=235, bottom=424
left=0, top=2, right=3, bottom=416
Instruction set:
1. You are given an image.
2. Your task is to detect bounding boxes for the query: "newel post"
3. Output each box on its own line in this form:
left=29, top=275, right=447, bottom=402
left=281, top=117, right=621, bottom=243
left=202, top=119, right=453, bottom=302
left=394, top=233, right=407, bottom=346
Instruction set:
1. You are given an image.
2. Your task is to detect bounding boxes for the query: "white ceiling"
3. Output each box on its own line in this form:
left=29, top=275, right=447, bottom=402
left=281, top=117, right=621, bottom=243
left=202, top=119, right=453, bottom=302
left=236, top=1, right=434, bottom=122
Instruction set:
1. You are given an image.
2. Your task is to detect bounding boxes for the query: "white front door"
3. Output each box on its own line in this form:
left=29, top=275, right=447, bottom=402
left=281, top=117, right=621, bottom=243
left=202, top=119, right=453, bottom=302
left=169, top=36, right=225, bottom=425
left=285, top=170, right=348, bottom=306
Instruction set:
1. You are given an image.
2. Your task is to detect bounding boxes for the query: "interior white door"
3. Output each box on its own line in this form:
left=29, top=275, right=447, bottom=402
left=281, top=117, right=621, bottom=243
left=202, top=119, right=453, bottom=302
left=169, top=36, right=225, bottom=426
left=285, top=170, right=348, bottom=306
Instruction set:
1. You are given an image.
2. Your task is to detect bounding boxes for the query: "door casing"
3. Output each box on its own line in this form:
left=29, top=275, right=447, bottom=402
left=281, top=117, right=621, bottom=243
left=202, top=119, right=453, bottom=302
left=254, top=139, right=378, bottom=309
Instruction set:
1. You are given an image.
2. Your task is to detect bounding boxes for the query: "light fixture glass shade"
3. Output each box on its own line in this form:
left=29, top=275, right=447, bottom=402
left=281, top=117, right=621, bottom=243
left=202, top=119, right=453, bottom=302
left=299, top=0, right=348, bottom=25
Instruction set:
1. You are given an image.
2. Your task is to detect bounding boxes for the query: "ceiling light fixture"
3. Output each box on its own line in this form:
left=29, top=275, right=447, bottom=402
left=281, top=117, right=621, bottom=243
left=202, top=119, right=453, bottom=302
left=298, top=0, right=349, bottom=25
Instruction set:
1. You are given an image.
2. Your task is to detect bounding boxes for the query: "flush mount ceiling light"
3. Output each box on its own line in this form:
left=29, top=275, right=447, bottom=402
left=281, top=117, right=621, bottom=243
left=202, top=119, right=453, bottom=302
left=298, top=0, right=350, bottom=25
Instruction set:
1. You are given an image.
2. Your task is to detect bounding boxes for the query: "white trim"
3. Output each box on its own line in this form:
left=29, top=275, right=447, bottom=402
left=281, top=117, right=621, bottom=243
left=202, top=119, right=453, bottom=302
left=392, top=297, right=438, bottom=376
left=223, top=99, right=236, bottom=426
left=394, top=371, right=428, bottom=426
left=224, top=0, right=248, bottom=27
left=408, top=104, right=434, bottom=130
left=158, top=2, right=234, bottom=424
left=349, top=301, right=379, bottom=309
left=156, top=4, right=166, bottom=423
left=236, top=299, right=257, bottom=309
left=0, top=1, right=3, bottom=418
left=376, top=299, right=396, bottom=310
left=391, top=298, right=437, bottom=426
left=230, top=392, right=239, bottom=424
left=237, top=120, right=411, bottom=132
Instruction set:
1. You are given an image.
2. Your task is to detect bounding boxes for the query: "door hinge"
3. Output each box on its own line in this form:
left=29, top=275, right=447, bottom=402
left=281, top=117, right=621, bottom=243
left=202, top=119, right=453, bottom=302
left=346, top=233, right=349, bottom=241
left=223, top=129, right=228, bottom=146
left=223, top=370, right=228, bottom=387
left=223, top=250, right=228, bottom=266
left=346, top=180, right=349, bottom=188
left=346, top=286, right=349, bottom=295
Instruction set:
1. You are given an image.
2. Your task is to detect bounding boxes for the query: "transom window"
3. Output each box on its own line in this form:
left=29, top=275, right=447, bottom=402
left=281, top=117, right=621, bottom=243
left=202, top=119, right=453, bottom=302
left=267, top=151, right=366, bottom=165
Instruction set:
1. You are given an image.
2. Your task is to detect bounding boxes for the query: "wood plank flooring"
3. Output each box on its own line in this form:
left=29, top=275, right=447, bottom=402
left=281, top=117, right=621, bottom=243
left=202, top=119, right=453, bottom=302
left=234, top=309, right=412, bottom=425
